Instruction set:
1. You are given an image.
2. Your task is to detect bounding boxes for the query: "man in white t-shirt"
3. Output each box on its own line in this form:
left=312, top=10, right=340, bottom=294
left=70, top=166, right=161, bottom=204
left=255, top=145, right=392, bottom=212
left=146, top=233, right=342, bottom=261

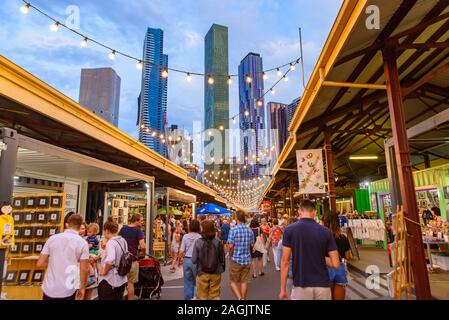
left=37, top=214, right=89, bottom=300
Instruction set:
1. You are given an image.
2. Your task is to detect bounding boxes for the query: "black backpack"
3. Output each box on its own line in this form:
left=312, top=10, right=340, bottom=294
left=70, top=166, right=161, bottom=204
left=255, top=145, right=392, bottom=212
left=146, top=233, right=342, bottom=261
left=199, top=239, right=222, bottom=273
left=113, top=239, right=135, bottom=277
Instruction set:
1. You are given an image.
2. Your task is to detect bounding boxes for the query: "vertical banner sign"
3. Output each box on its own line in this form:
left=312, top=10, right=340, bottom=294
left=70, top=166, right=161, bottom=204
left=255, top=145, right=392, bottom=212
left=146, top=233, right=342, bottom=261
left=296, top=149, right=326, bottom=194
left=64, top=183, right=79, bottom=214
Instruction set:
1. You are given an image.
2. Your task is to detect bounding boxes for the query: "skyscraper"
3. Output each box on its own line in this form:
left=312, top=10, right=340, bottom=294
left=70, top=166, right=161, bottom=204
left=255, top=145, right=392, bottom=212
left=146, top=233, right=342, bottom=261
left=267, top=102, right=289, bottom=157
left=204, top=24, right=229, bottom=172
left=239, top=53, right=265, bottom=179
left=79, top=68, right=121, bottom=126
left=287, top=97, right=301, bottom=126
left=167, top=124, right=194, bottom=165
left=137, top=28, right=168, bottom=157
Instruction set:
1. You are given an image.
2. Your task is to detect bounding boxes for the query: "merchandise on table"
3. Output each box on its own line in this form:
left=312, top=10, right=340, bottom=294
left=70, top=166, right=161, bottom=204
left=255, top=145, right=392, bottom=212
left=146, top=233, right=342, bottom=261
left=3, top=193, right=66, bottom=300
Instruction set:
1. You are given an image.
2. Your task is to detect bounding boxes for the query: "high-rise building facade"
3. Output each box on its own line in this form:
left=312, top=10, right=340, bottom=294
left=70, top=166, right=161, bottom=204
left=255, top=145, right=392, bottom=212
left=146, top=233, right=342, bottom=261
left=167, top=124, right=194, bottom=165
left=79, top=68, right=121, bottom=126
left=137, top=27, right=168, bottom=157
left=267, top=102, right=289, bottom=157
left=287, top=97, right=300, bottom=127
left=204, top=24, right=229, bottom=172
left=239, top=53, right=265, bottom=179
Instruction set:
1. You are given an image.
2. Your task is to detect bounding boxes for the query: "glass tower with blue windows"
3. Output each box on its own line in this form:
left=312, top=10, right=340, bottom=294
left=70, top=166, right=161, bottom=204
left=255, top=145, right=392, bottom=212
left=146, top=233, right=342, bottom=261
left=239, top=52, right=265, bottom=179
left=138, top=27, right=168, bottom=157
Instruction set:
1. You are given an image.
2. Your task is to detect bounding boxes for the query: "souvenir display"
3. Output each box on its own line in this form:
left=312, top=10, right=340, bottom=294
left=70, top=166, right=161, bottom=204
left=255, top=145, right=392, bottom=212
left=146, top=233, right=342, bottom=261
left=31, top=270, right=44, bottom=283
left=12, top=212, right=23, bottom=224
left=50, top=196, right=63, bottom=208
left=4, top=270, right=18, bottom=284
left=13, top=227, right=22, bottom=238
left=21, top=242, right=33, bottom=254
left=48, top=226, right=59, bottom=237
left=37, top=196, right=49, bottom=208
left=23, top=212, right=34, bottom=224
left=6, top=193, right=65, bottom=299
left=25, top=197, right=36, bottom=208
left=9, top=242, right=21, bottom=254
left=34, top=242, right=45, bottom=254
left=18, top=270, right=31, bottom=283
left=33, top=227, right=46, bottom=238
left=13, top=198, right=25, bottom=210
left=22, top=227, right=33, bottom=238
left=36, top=212, right=48, bottom=223
left=48, top=212, right=61, bottom=223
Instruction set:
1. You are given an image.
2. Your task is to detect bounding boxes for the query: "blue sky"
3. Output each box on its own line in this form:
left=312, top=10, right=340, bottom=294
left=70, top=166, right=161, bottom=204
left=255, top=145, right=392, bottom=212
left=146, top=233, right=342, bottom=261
left=1, top=0, right=341, bottom=149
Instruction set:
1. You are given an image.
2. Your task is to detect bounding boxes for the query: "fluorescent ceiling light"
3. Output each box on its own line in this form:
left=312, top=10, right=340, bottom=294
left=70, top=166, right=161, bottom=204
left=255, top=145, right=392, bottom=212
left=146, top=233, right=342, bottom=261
left=349, top=155, right=379, bottom=160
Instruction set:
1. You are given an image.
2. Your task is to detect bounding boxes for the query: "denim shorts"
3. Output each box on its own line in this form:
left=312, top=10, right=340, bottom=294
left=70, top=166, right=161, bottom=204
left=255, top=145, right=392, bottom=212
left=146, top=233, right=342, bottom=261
left=328, top=263, right=348, bottom=286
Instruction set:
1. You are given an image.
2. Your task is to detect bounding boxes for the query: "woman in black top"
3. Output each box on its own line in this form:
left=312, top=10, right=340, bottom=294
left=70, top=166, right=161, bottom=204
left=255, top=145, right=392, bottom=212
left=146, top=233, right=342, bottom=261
left=323, top=211, right=352, bottom=300
left=250, top=219, right=264, bottom=278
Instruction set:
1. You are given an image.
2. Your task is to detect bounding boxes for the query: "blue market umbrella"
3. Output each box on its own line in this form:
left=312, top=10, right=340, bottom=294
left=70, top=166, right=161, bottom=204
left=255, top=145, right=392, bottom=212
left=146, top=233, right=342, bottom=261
left=196, top=203, right=230, bottom=215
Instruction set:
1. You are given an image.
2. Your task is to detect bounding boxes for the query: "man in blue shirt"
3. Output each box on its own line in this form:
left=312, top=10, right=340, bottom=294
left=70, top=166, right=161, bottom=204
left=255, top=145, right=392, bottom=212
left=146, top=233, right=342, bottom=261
left=228, top=211, right=254, bottom=300
left=280, top=200, right=340, bottom=300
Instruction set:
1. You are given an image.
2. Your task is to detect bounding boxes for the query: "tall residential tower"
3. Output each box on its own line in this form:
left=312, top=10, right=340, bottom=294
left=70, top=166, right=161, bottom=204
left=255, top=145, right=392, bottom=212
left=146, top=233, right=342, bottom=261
left=137, top=27, right=168, bottom=157
left=239, top=53, right=265, bottom=179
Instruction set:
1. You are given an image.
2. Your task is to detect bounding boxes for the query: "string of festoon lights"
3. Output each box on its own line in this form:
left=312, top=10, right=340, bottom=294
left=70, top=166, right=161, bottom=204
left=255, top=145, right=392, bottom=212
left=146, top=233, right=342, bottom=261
left=18, top=0, right=298, bottom=209
left=18, top=0, right=300, bottom=145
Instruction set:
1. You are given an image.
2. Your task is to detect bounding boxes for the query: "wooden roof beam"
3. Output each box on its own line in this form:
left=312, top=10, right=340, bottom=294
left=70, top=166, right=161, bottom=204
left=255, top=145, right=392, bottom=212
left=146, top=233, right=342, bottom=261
left=402, top=61, right=449, bottom=96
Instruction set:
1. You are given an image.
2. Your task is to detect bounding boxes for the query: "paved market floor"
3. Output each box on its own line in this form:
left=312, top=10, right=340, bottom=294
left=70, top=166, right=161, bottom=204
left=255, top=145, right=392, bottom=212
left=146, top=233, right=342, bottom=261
left=159, top=248, right=391, bottom=300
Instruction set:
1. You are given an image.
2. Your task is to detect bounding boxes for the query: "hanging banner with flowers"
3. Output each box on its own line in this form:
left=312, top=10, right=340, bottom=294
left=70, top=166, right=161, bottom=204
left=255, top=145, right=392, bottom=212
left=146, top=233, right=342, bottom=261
left=296, top=149, right=326, bottom=194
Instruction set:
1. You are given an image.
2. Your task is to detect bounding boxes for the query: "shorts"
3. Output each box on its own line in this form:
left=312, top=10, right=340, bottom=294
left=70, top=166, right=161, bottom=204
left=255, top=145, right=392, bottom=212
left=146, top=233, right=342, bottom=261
left=229, top=260, right=250, bottom=283
left=127, top=261, right=139, bottom=284
left=328, top=263, right=348, bottom=286
left=291, top=287, right=332, bottom=300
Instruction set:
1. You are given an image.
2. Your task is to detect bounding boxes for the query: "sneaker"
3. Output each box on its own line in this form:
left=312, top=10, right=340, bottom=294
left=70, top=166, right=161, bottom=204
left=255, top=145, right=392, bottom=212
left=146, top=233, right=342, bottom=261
left=276, top=267, right=280, bottom=271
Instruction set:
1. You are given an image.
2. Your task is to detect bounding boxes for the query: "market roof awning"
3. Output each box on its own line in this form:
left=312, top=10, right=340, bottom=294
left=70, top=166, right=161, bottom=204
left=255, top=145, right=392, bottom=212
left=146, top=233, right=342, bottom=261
left=0, top=56, right=227, bottom=207
left=264, top=0, right=449, bottom=200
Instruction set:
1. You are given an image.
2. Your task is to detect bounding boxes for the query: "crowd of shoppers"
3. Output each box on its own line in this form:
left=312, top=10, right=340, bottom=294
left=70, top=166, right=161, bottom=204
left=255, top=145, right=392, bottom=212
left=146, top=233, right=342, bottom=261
left=36, top=199, right=352, bottom=301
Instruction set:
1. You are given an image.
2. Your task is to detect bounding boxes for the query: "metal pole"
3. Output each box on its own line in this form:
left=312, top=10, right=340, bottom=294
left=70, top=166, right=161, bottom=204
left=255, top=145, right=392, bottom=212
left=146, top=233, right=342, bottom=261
left=147, top=181, right=155, bottom=256
left=289, top=176, right=294, bottom=217
left=324, top=131, right=337, bottom=212
left=0, top=128, right=18, bottom=297
left=299, top=28, right=306, bottom=89
left=382, top=43, right=432, bottom=300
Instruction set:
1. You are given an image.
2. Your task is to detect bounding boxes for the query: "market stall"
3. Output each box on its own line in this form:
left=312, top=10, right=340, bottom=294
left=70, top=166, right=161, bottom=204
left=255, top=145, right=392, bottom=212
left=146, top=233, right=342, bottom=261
left=154, top=187, right=196, bottom=263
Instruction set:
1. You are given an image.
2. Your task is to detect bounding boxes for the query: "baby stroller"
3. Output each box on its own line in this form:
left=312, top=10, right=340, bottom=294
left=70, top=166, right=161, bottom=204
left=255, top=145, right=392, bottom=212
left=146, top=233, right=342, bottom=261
left=135, top=255, right=164, bottom=300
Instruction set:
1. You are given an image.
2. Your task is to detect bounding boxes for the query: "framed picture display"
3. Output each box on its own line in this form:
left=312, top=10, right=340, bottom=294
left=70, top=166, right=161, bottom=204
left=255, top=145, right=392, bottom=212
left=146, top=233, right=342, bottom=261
left=36, top=212, right=48, bottom=224
left=18, top=270, right=31, bottom=283
left=23, top=211, right=35, bottom=224
left=13, top=198, right=25, bottom=209
left=34, top=242, right=45, bottom=254
left=113, top=200, right=119, bottom=208
left=118, top=209, right=124, bottom=216
left=47, top=226, right=59, bottom=237
left=37, top=196, right=50, bottom=208
left=417, top=191, right=426, bottom=200
left=50, top=196, right=63, bottom=208
left=13, top=227, right=22, bottom=238
left=124, top=201, right=128, bottom=208
left=22, top=227, right=33, bottom=238
left=4, top=270, right=18, bottom=284
left=33, top=227, right=47, bottom=238
left=32, top=270, right=44, bottom=283
left=118, top=217, right=123, bottom=224
left=21, top=242, right=33, bottom=254
left=26, top=197, right=36, bottom=208
left=421, top=200, right=427, bottom=208
left=12, top=212, right=23, bottom=224
left=48, top=212, right=61, bottom=223
left=9, top=242, right=21, bottom=254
